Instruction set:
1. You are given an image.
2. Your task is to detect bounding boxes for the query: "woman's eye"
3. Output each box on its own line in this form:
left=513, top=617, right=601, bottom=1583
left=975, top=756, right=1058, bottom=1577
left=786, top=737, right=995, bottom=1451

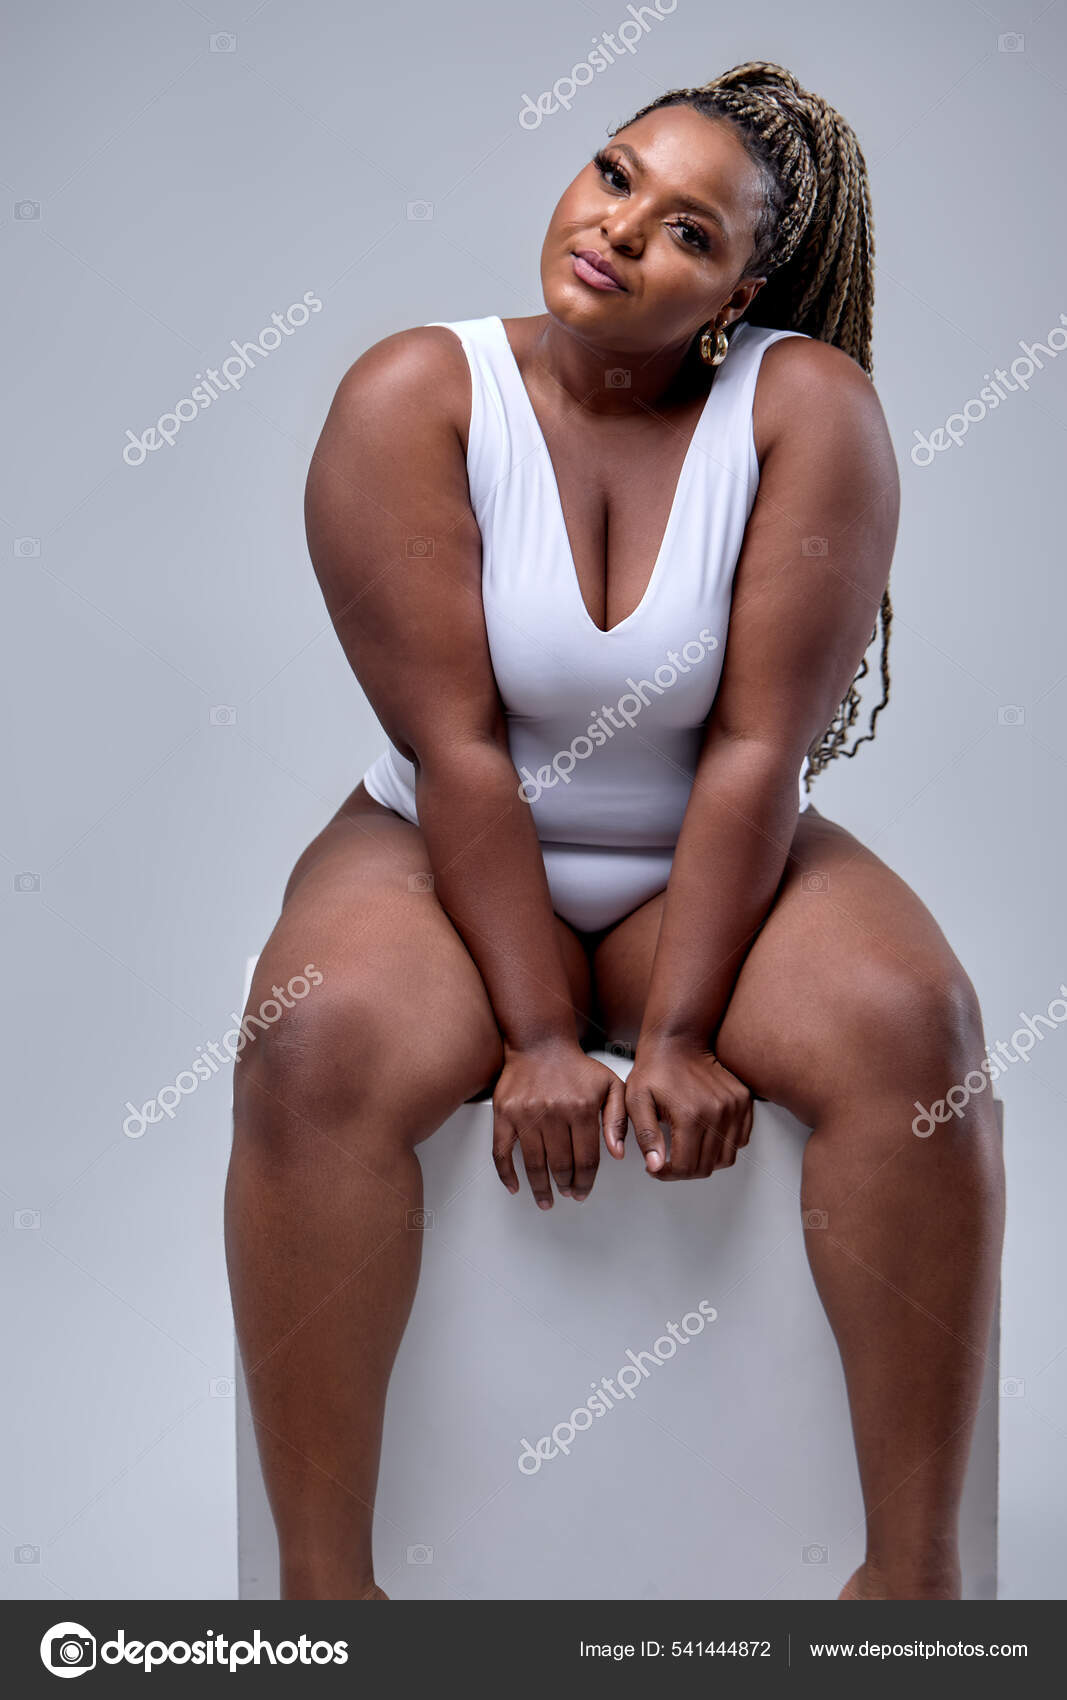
left=674, top=220, right=709, bottom=251
left=594, top=155, right=710, bottom=252
left=596, top=154, right=627, bottom=189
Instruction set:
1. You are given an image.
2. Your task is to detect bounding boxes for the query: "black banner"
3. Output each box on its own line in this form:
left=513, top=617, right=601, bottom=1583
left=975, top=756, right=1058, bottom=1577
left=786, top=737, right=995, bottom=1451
left=8, top=1599, right=1051, bottom=1694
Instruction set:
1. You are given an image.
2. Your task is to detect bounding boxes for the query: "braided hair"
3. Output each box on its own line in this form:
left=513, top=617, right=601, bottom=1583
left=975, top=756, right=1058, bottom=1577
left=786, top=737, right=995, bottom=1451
left=615, top=61, right=890, bottom=791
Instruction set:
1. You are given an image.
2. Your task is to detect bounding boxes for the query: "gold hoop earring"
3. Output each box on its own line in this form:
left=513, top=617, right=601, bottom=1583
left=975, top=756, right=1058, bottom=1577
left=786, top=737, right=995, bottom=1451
left=699, top=321, right=730, bottom=367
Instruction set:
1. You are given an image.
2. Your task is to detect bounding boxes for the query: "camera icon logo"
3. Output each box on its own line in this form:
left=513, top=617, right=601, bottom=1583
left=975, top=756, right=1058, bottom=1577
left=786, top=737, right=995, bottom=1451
left=210, top=1377, right=235, bottom=1397
left=1000, top=1377, right=1025, bottom=1397
left=406, top=1543, right=434, bottom=1564
left=998, top=32, right=1024, bottom=51
left=15, top=1209, right=41, bottom=1229
left=605, top=368, right=631, bottom=388
left=406, top=201, right=434, bottom=220
left=15, top=872, right=41, bottom=893
left=407, top=871, right=434, bottom=893
left=801, top=870, right=829, bottom=894
left=209, top=705, right=237, bottom=727
left=15, top=538, right=41, bottom=556
left=15, top=1543, right=40, bottom=1562
left=406, top=536, right=434, bottom=557
left=802, top=1543, right=829, bottom=1564
left=15, top=200, right=41, bottom=220
left=40, top=1622, right=96, bottom=1677
left=803, top=1208, right=829, bottom=1230
left=801, top=536, right=829, bottom=556
left=210, top=32, right=237, bottom=52
left=996, top=704, right=1025, bottom=726
left=406, top=1208, right=435, bottom=1229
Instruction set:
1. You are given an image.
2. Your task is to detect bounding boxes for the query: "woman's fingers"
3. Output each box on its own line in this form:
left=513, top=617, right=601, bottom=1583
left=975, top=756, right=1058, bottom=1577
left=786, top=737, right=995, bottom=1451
left=618, top=1052, right=755, bottom=1182
left=700, top=1094, right=752, bottom=1172
left=541, top=1115, right=576, bottom=1200
left=626, top=1083, right=668, bottom=1175
left=491, top=1114, right=521, bottom=1195
left=566, top=1109, right=601, bottom=1200
left=740, top=1091, right=755, bottom=1149
left=657, top=1114, right=703, bottom=1181
left=602, top=1075, right=629, bottom=1159
left=517, top=1125, right=555, bottom=1210
left=695, top=1116, right=720, bottom=1178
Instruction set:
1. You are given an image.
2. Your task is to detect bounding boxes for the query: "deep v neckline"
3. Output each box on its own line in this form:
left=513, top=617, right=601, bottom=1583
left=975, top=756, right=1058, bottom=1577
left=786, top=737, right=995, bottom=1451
left=493, top=314, right=727, bottom=638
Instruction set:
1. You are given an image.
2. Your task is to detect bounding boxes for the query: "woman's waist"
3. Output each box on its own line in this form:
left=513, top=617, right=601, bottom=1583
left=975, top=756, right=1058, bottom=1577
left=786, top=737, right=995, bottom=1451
left=520, top=777, right=689, bottom=849
left=364, top=739, right=693, bottom=845
left=538, top=838, right=676, bottom=860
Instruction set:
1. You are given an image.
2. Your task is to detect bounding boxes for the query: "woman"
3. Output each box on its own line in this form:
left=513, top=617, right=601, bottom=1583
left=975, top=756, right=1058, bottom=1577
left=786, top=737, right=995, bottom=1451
left=225, top=62, right=1005, bottom=1603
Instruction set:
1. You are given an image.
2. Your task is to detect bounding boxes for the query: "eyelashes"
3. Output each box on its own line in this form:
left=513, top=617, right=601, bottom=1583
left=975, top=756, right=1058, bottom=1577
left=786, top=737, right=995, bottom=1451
left=592, top=147, right=627, bottom=190
left=591, top=148, right=712, bottom=253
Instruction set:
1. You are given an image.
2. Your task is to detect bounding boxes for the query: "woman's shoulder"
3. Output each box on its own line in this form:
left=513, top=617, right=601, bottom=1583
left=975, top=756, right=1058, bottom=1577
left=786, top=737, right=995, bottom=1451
left=324, top=320, right=476, bottom=440
left=747, top=324, right=880, bottom=402
left=749, top=326, right=888, bottom=462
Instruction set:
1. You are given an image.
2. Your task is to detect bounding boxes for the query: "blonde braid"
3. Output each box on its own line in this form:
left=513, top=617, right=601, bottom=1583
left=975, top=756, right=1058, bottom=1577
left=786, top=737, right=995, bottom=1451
left=616, top=61, right=891, bottom=790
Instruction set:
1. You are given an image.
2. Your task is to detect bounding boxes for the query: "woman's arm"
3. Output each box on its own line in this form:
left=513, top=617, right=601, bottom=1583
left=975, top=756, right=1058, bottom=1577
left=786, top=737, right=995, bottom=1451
left=304, top=326, right=626, bottom=1202
left=625, top=336, right=900, bottom=1177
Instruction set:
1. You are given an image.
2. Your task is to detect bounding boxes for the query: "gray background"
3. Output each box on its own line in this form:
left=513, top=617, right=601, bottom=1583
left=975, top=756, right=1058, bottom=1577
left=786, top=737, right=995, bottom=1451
left=3, top=0, right=1065, bottom=1600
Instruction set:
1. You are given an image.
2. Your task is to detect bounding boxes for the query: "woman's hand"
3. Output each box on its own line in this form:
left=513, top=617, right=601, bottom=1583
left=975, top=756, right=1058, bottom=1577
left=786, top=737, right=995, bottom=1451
left=492, top=1037, right=629, bottom=1209
left=623, top=1037, right=754, bottom=1180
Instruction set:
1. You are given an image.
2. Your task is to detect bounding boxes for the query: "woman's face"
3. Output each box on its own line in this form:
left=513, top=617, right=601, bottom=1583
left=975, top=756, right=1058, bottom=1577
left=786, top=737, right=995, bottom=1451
left=540, top=104, right=769, bottom=354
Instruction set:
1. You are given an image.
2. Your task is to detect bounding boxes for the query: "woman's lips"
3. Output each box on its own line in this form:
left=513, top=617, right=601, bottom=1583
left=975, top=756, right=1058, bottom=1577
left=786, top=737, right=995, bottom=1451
left=571, top=252, right=626, bottom=291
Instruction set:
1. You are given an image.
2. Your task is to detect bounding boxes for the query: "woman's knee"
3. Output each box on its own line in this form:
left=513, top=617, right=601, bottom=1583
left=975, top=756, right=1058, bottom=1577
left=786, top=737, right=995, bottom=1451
left=234, top=968, right=369, bottom=1114
left=232, top=956, right=501, bottom=1148
left=806, top=952, right=987, bottom=1118
left=730, top=949, right=986, bottom=1126
left=868, top=955, right=982, bottom=1076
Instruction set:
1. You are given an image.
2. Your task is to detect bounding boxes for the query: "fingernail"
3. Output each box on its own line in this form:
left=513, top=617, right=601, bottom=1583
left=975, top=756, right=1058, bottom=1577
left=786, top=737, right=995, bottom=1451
left=646, top=1152, right=663, bottom=1172
left=538, top=1200, right=552, bottom=1210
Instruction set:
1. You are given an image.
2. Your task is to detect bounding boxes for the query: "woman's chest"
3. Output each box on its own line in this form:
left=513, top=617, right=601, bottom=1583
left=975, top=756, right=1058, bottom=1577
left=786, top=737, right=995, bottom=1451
left=540, top=407, right=709, bottom=636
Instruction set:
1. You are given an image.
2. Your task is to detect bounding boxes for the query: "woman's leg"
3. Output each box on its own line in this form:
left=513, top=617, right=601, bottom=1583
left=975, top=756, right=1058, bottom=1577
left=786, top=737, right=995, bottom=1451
left=225, top=786, right=592, bottom=1599
left=589, top=807, right=1005, bottom=1601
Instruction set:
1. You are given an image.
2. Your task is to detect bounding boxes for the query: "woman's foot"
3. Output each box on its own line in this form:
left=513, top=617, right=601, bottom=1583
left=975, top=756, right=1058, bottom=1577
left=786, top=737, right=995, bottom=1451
left=838, top=1558, right=961, bottom=1601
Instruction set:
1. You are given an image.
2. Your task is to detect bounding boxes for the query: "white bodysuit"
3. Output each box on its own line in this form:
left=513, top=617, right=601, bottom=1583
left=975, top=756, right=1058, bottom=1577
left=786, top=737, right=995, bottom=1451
left=361, top=313, right=812, bottom=933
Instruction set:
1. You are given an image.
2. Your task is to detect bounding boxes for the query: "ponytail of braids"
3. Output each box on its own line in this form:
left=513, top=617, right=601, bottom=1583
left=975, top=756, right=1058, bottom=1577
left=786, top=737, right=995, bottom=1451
left=616, top=61, right=890, bottom=790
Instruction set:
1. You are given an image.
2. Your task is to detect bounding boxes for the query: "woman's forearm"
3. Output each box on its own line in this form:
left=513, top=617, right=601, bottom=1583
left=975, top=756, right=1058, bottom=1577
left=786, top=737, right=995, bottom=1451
left=637, top=741, right=803, bottom=1050
left=412, top=740, right=582, bottom=1051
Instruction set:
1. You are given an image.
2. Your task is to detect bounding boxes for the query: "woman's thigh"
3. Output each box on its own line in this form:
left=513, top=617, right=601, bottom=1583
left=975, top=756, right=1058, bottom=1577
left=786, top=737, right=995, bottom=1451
left=238, top=784, right=596, bottom=1141
left=588, top=807, right=985, bottom=1129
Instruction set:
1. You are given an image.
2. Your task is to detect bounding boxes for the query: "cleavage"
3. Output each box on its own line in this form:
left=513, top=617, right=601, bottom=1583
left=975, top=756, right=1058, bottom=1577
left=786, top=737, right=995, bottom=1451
left=537, top=397, right=707, bottom=633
